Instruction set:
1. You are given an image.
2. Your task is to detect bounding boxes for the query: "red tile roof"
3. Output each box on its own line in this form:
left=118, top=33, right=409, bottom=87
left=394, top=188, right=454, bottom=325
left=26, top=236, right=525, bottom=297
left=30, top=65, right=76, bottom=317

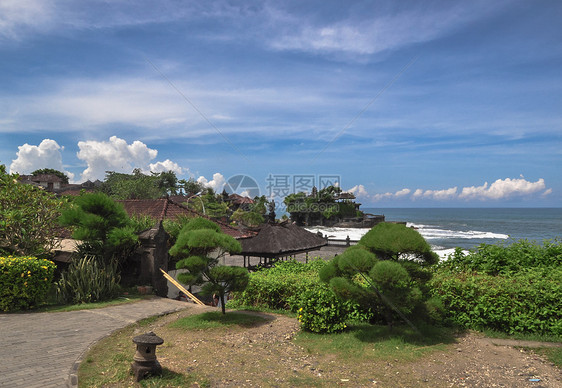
left=118, top=198, right=254, bottom=239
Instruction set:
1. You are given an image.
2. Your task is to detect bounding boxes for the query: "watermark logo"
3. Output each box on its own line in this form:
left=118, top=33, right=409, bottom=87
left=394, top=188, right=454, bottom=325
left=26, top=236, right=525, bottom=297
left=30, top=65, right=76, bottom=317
left=224, top=174, right=261, bottom=198
left=265, top=174, right=341, bottom=198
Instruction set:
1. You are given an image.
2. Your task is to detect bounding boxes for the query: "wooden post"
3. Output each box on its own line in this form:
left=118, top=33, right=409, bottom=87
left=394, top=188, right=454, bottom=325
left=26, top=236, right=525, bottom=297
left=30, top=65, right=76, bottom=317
left=159, top=268, right=204, bottom=306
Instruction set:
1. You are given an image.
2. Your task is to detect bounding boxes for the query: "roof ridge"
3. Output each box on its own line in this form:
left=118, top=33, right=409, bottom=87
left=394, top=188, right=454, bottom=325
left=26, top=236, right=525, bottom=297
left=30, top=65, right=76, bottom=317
left=160, top=198, right=169, bottom=221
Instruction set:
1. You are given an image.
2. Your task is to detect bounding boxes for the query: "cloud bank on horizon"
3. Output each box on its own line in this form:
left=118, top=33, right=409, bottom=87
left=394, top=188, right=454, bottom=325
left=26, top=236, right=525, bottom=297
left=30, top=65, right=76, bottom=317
left=8, top=136, right=553, bottom=205
left=1, top=1, right=561, bottom=206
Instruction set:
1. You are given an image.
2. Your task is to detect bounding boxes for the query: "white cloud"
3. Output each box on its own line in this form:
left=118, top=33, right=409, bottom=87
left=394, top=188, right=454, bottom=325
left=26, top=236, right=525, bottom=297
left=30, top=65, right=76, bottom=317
left=77, top=136, right=158, bottom=181
left=372, top=188, right=411, bottom=201
left=412, top=187, right=458, bottom=200
left=148, top=159, right=184, bottom=175
left=372, top=192, right=393, bottom=201
left=269, top=2, right=505, bottom=56
left=378, top=177, right=551, bottom=203
left=0, top=0, right=54, bottom=40
left=394, top=188, right=411, bottom=197
left=459, top=178, right=547, bottom=200
left=412, top=189, right=424, bottom=199
left=9, top=139, right=75, bottom=181
left=197, top=172, right=226, bottom=193
left=346, top=184, right=369, bottom=198
left=35, top=78, right=200, bottom=130
left=423, top=187, right=458, bottom=200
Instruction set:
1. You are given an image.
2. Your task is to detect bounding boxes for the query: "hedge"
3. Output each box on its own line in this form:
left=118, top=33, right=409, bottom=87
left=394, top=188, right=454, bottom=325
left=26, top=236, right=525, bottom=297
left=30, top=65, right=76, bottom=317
left=0, top=256, right=56, bottom=311
left=430, top=267, right=562, bottom=336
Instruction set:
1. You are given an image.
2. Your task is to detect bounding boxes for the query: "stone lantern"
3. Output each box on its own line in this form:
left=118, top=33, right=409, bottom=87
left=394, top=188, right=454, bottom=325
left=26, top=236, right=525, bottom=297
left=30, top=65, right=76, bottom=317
left=131, top=331, right=164, bottom=382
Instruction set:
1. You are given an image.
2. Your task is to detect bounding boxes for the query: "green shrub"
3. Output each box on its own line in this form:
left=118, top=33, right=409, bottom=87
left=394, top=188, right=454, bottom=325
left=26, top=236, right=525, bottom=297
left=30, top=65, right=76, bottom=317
left=56, top=256, right=121, bottom=304
left=0, top=256, right=56, bottom=311
left=430, top=267, right=562, bottom=336
left=291, top=285, right=348, bottom=333
left=442, top=239, right=562, bottom=275
left=229, top=259, right=326, bottom=310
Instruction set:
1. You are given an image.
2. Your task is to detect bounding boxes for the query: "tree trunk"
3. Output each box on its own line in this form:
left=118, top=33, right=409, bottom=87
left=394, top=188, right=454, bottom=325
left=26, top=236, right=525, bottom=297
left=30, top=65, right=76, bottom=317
left=220, top=292, right=226, bottom=314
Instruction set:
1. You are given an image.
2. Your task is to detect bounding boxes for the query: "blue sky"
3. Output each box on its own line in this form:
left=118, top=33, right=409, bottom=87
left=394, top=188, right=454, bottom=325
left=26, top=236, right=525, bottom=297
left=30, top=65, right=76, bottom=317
left=1, top=0, right=561, bottom=207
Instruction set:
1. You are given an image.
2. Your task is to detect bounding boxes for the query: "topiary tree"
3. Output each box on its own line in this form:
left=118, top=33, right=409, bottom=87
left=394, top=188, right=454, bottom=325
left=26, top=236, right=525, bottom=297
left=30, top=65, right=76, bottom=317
left=58, top=192, right=138, bottom=264
left=169, top=217, right=247, bottom=314
left=359, top=222, right=438, bottom=265
left=320, top=223, right=438, bottom=328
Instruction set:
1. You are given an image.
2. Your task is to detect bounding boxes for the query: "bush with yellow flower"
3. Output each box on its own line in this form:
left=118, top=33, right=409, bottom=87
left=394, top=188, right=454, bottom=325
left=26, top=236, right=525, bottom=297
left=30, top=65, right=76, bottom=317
left=0, top=256, right=56, bottom=311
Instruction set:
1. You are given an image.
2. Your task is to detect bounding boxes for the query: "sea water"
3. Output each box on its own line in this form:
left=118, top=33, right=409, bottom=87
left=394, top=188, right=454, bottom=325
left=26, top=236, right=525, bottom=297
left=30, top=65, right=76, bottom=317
left=306, top=208, right=562, bottom=258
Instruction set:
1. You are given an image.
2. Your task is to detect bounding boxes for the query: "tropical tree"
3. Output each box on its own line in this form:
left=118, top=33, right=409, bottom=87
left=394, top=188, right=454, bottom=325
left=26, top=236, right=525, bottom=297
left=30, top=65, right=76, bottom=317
left=31, top=168, right=70, bottom=184
left=101, top=169, right=179, bottom=199
left=231, top=208, right=264, bottom=227
left=178, top=178, right=206, bottom=196
left=0, top=168, right=65, bottom=257
left=58, top=192, right=138, bottom=263
left=169, top=217, right=247, bottom=314
left=186, top=189, right=229, bottom=219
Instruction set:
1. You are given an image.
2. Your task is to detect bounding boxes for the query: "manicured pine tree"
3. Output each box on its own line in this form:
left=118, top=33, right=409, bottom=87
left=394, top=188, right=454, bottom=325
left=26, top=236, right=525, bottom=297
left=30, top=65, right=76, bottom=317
left=320, top=223, right=438, bottom=328
left=169, top=217, right=247, bottom=314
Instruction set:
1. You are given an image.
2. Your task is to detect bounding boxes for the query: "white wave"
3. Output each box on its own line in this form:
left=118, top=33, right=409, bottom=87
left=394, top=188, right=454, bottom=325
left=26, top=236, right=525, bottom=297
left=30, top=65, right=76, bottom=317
left=304, top=226, right=371, bottom=241
left=432, top=248, right=468, bottom=261
left=416, top=227, right=508, bottom=240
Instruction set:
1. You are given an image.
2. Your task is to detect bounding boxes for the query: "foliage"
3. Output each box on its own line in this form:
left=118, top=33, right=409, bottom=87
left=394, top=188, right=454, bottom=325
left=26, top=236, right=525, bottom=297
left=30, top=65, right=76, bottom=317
left=101, top=169, right=179, bottom=199
left=0, top=256, right=56, bottom=311
left=283, top=185, right=363, bottom=225
left=359, top=222, right=438, bottom=265
left=320, top=224, right=438, bottom=328
left=186, top=190, right=229, bottom=219
left=0, top=170, right=66, bottom=257
left=178, top=178, right=206, bottom=196
left=130, top=214, right=158, bottom=233
left=230, top=260, right=373, bottom=333
left=170, top=217, right=245, bottom=314
left=430, top=239, right=562, bottom=336
left=31, top=168, right=69, bottom=184
left=441, top=239, right=562, bottom=275
left=58, top=192, right=138, bottom=263
left=293, top=285, right=349, bottom=333
left=231, top=208, right=264, bottom=227
left=369, top=261, right=423, bottom=326
left=430, top=267, right=562, bottom=336
left=163, top=215, right=193, bottom=247
left=55, top=256, right=121, bottom=304
left=230, top=259, right=327, bottom=310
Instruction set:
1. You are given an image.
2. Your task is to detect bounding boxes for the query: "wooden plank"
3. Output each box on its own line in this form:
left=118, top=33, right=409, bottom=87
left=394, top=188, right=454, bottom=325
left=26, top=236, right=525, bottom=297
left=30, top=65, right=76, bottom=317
left=159, top=268, right=205, bottom=306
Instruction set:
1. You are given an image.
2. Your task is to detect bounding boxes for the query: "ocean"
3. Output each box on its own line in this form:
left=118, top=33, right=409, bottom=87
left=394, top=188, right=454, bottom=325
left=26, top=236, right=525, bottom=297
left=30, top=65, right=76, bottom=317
left=305, top=208, right=562, bottom=258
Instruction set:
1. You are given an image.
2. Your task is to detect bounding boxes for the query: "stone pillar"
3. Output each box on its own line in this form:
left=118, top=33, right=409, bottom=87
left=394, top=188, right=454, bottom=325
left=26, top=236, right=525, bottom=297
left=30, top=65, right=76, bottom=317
left=138, top=222, right=169, bottom=297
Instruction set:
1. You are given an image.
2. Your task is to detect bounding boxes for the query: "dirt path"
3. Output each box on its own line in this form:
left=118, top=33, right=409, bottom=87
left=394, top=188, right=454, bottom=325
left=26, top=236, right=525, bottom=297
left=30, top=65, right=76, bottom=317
left=140, top=309, right=561, bottom=387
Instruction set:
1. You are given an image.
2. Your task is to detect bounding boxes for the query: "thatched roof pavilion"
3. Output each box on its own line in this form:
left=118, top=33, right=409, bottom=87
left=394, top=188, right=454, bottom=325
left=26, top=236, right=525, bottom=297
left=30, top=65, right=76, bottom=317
left=240, top=221, right=327, bottom=268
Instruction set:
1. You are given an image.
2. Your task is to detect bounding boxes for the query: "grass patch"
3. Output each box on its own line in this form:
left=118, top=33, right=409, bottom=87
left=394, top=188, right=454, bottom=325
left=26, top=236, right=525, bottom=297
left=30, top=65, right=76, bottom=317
left=78, top=317, right=209, bottom=387
left=534, top=347, right=562, bottom=368
left=169, top=311, right=270, bottom=330
left=228, top=304, right=297, bottom=317
left=296, top=322, right=457, bottom=362
left=138, top=368, right=208, bottom=388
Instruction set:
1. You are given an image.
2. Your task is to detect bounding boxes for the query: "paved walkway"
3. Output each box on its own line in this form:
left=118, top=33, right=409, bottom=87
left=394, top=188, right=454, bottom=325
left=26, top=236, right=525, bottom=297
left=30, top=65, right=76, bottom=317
left=0, top=297, right=201, bottom=388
